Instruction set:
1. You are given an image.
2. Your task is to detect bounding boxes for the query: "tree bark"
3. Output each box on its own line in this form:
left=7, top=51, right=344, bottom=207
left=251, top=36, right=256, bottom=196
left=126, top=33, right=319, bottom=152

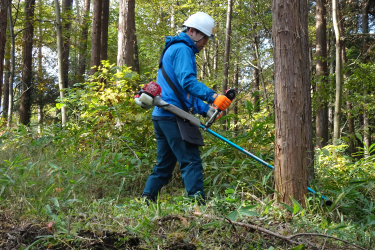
left=7, top=1, right=14, bottom=126
left=253, top=35, right=260, bottom=113
left=19, top=0, right=35, bottom=125
left=117, top=0, right=137, bottom=70
left=332, top=0, right=342, bottom=145
left=0, top=0, right=8, bottom=112
left=90, top=0, right=102, bottom=75
left=62, top=0, right=72, bottom=88
left=2, top=40, right=9, bottom=119
left=78, top=0, right=90, bottom=81
left=55, top=0, right=67, bottom=124
left=315, top=0, right=329, bottom=148
left=362, top=0, right=370, bottom=157
left=100, top=0, right=109, bottom=62
left=337, top=5, right=356, bottom=156
left=272, top=0, right=311, bottom=207
left=222, top=0, right=233, bottom=95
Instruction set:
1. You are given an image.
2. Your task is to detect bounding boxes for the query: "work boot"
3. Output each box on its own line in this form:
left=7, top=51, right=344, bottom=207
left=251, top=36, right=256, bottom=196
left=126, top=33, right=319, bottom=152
left=141, top=193, right=156, bottom=206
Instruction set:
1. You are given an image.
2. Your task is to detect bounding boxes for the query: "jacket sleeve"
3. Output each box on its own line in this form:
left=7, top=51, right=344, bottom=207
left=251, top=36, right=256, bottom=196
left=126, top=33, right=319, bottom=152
left=194, top=98, right=210, bottom=116
left=173, top=46, right=217, bottom=103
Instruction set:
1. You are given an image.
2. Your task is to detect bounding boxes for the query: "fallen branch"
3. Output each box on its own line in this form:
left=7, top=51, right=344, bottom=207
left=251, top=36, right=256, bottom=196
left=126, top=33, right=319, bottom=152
left=194, top=212, right=367, bottom=250
left=193, top=212, right=301, bottom=245
left=239, top=192, right=266, bottom=205
left=289, top=233, right=367, bottom=250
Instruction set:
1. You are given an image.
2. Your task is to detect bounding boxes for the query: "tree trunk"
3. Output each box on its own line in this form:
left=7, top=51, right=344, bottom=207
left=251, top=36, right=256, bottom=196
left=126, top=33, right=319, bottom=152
left=54, top=0, right=67, bottom=124
left=0, top=0, right=8, bottom=112
left=62, top=0, right=72, bottom=88
left=337, top=6, right=356, bottom=155
left=100, top=0, right=109, bottom=62
left=221, top=0, right=233, bottom=130
left=253, top=36, right=260, bottom=112
left=2, top=41, right=9, bottom=119
left=328, top=30, right=335, bottom=136
left=362, top=0, right=370, bottom=157
left=90, top=0, right=102, bottom=75
left=222, top=0, right=233, bottom=96
left=117, top=0, right=136, bottom=69
left=332, top=0, right=342, bottom=145
left=7, top=1, right=14, bottom=126
left=78, top=0, right=90, bottom=81
left=19, top=0, right=35, bottom=125
left=233, top=60, right=239, bottom=129
left=272, top=0, right=311, bottom=207
left=315, top=0, right=329, bottom=148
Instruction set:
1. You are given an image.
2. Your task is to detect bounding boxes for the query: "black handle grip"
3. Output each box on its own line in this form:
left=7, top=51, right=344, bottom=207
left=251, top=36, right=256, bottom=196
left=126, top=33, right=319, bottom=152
left=225, top=88, right=236, bottom=101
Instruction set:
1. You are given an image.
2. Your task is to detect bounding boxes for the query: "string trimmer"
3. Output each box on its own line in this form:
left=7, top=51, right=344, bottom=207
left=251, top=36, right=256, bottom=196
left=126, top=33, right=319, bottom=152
left=134, top=81, right=333, bottom=206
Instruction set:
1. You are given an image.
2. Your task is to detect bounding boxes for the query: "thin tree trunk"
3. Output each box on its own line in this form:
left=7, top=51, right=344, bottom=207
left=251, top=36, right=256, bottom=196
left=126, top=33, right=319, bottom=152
left=315, top=0, right=329, bottom=148
left=328, top=30, right=335, bottom=136
left=337, top=5, right=355, bottom=155
left=100, top=0, right=109, bottom=62
left=7, top=1, right=14, bottom=127
left=222, top=0, right=233, bottom=129
left=0, top=0, right=8, bottom=112
left=233, top=60, right=239, bottom=130
left=37, top=0, right=43, bottom=132
left=19, top=0, right=35, bottom=125
left=90, top=0, right=102, bottom=75
left=362, top=0, right=370, bottom=157
left=78, top=0, right=90, bottom=81
left=2, top=41, right=9, bottom=119
left=253, top=36, right=260, bottom=112
left=332, top=0, right=342, bottom=145
left=117, top=0, right=136, bottom=69
left=54, top=0, right=67, bottom=124
left=272, top=0, right=311, bottom=207
left=62, top=0, right=72, bottom=88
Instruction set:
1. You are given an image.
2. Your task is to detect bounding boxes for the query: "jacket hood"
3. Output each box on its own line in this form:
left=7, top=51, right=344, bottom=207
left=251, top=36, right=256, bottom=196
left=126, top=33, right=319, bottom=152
left=164, top=32, right=199, bottom=54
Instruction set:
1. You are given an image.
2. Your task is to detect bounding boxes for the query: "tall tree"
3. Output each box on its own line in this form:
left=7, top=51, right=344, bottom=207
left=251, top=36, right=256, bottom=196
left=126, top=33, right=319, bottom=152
left=78, top=0, right=90, bottom=80
left=222, top=0, right=233, bottom=111
left=62, top=0, right=73, bottom=88
left=117, top=0, right=136, bottom=69
left=90, top=0, right=103, bottom=75
left=315, top=0, right=329, bottom=148
left=0, top=0, right=8, bottom=113
left=332, top=0, right=342, bottom=145
left=55, top=0, right=67, bottom=124
left=253, top=35, right=260, bottom=112
left=100, top=0, right=109, bottom=62
left=19, top=0, right=35, bottom=125
left=7, top=0, right=14, bottom=126
left=272, top=0, right=311, bottom=206
left=362, top=0, right=370, bottom=157
left=2, top=40, right=9, bottom=119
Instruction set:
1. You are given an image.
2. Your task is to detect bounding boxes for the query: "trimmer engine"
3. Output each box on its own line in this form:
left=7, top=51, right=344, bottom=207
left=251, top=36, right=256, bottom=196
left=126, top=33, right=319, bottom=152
left=134, top=81, right=162, bottom=109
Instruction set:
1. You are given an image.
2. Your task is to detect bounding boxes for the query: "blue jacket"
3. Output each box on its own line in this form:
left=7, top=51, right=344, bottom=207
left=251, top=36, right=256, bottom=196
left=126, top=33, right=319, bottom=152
left=152, top=32, right=217, bottom=117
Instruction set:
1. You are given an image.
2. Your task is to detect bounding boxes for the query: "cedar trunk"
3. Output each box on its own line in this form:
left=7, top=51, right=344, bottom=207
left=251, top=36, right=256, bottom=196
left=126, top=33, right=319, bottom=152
left=362, top=0, right=370, bottom=157
left=253, top=35, right=260, bottom=112
left=2, top=43, right=9, bottom=119
left=19, top=0, right=35, bottom=125
left=222, top=0, right=233, bottom=102
left=62, top=0, right=72, bottom=88
left=315, top=0, right=329, bottom=148
left=90, top=0, right=102, bottom=75
left=117, top=0, right=136, bottom=69
left=272, top=0, right=311, bottom=206
left=78, top=0, right=90, bottom=80
left=0, top=0, right=8, bottom=111
left=100, top=0, right=109, bottom=62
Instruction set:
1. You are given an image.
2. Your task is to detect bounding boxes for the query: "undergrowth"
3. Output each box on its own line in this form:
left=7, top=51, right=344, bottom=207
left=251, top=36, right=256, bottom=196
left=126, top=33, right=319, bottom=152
left=0, top=64, right=374, bottom=249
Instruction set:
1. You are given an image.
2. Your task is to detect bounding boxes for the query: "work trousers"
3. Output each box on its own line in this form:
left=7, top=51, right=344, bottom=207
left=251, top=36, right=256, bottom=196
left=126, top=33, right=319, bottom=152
left=143, top=116, right=204, bottom=200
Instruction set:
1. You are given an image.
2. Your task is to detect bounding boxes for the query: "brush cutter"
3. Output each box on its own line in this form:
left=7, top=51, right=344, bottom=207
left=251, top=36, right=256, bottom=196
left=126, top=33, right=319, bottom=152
left=134, top=81, right=333, bottom=206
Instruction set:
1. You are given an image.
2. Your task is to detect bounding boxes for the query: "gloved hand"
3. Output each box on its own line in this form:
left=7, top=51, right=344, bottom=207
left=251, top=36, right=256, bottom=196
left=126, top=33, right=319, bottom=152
left=213, top=95, right=231, bottom=111
left=206, top=107, right=223, bottom=121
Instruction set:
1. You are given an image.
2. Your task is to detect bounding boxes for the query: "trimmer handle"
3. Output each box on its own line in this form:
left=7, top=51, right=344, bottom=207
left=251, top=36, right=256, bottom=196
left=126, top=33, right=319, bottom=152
left=204, top=88, right=236, bottom=130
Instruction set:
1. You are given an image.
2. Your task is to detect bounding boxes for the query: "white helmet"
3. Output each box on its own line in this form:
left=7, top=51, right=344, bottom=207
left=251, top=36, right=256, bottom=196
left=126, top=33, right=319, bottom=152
left=183, top=12, right=215, bottom=37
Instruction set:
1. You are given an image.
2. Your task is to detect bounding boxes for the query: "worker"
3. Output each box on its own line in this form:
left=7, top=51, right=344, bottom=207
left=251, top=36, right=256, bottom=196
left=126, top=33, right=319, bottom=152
left=142, top=12, right=232, bottom=204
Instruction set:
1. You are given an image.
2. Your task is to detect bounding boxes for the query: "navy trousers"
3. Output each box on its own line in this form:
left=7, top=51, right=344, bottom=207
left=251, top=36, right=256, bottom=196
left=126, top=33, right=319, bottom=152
left=143, top=116, right=204, bottom=200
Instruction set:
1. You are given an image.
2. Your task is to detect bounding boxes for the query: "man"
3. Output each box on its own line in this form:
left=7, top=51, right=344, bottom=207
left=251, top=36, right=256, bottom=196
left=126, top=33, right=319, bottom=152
left=142, top=12, right=231, bottom=203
